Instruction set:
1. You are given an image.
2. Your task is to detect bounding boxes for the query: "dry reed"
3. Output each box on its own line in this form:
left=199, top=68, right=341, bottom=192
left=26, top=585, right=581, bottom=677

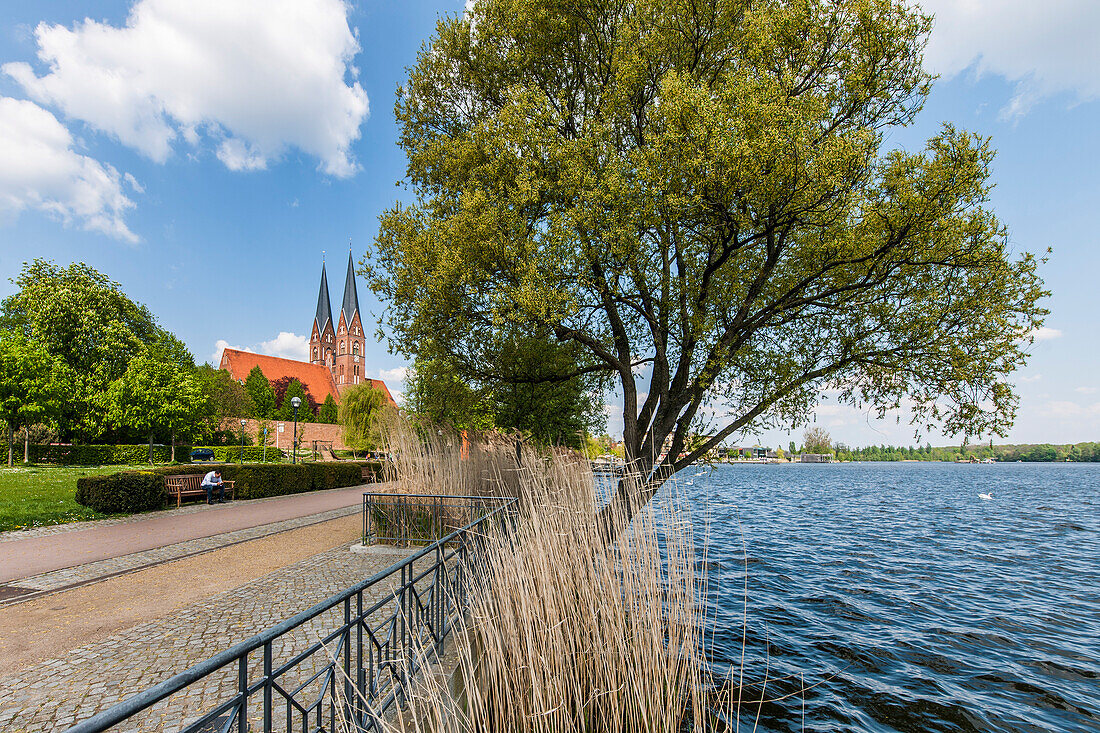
left=340, top=421, right=771, bottom=732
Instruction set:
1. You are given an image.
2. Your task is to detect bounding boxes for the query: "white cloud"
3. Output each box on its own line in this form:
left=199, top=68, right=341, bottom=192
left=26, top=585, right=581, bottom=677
left=0, top=96, right=138, bottom=242
left=4, top=0, right=369, bottom=176
left=377, top=366, right=409, bottom=382
left=920, top=1, right=1100, bottom=118
left=1019, top=373, right=1042, bottom=383
left=259, top=331, right=310, bottom=361
left=1032, top=327, right=1062, bottom=341
left=1038, top=400, right=1100, bottom=419
left=1076, top=387, right=1098, bottom=395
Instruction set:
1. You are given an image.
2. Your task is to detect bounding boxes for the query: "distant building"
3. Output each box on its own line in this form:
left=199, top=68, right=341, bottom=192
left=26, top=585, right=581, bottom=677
left=800, top=453, right=832, bottom=463
left=217, top=252, right=396, bottom=406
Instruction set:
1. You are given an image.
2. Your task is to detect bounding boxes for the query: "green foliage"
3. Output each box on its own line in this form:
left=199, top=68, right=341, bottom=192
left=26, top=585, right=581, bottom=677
left=195, top=365, right=256, bottom=436
left=339, top=384, right=390, bottom=452
left=834, top=441, right=1100, bottom=462
left=75, top=470, right=164, bottom=514
left=404, top=358, right=495, bottom=433
left=245, top=365, right=277, bottom=418
left=277, top=379, right=315, bottom=422
left=318, top=394, right=339, bottom=424
left=306, top=461, right=363, bottom=491
left=29, top=443, right=185, bottom=465
left=802, top=427, right=833, bottom=455
left=0, top=331, right=67, bottom=465
left=108, top=347, right=205, bottom=462
left=0, top=259, right=178, bottom=441
left=369, top=0, right=1049, bottom=514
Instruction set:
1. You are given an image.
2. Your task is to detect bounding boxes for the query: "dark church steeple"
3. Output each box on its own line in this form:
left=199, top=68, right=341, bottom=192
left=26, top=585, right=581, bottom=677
left=339, top=250, right=360, bottom=325
left=309, top=259, right=336, bottom=367
left=314, top=262, right=333, bottom=334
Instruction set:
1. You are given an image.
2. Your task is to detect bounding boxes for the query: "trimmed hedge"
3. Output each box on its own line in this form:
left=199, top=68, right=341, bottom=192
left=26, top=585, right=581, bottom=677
left=75, top=471, right=165, bottom=514
left=75, top=460, right=386, bottom=512
left=30, top=444, right=192, bottom=465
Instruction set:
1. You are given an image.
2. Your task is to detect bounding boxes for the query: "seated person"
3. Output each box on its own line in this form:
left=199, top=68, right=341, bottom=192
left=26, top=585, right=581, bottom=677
left=201, top=469, right=228, bottom=504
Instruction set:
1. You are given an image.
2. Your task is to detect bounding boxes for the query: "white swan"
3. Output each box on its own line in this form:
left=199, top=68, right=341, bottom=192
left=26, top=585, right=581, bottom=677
left=979, top=493, right=993, bottom=501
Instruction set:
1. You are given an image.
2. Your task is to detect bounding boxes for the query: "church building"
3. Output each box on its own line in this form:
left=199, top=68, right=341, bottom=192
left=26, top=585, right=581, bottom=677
left=219, top=252, right=396, bottom=407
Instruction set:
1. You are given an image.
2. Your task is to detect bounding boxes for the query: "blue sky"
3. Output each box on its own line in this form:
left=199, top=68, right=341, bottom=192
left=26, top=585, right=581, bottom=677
left=0, top=1, right=1097, bottom=447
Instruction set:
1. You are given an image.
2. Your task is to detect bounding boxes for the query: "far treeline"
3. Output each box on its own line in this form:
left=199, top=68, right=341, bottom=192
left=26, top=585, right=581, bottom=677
left=0, top=260, right=390, bottom=466
left=834, top=442, right=1100, bottom=463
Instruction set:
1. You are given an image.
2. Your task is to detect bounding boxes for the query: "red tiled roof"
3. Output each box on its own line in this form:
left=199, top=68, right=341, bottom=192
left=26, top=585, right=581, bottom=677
left=364, top=378, right=397, bottom=406
left=218, top=348, right=398, bottom=407
left=219, top=348, right=340, bottom=403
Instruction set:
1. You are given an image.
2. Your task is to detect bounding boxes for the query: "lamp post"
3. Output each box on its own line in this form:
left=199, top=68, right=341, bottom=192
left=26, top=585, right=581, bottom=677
left=239, top=419, right=247, bottom=464
left=291, top=397, right=301, bottom=464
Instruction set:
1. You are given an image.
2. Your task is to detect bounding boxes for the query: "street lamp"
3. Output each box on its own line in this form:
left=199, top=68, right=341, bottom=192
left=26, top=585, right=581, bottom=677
left=240, top=419, right=247, bottom=464
left=291, top=397, right=301, bottom=464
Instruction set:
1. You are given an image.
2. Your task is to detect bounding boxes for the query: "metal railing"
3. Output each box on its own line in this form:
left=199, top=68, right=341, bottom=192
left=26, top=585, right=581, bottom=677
left=363, top=493, right=515, bottom=546
left=66, top=497, right=518, bottom=733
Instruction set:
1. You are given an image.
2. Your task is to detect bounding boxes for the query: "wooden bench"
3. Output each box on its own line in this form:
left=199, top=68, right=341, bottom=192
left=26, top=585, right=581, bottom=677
left=165, top=474, right=236, bottom=508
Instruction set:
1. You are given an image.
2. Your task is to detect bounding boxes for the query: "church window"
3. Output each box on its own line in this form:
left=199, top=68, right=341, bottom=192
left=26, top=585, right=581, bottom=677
left=352, top=342, right=359, bottom=355
left=312, top=347, right=317, bottom=359
left=340, top=342, right=346, bottom=354
left=354, top=365, right=359, bottom=376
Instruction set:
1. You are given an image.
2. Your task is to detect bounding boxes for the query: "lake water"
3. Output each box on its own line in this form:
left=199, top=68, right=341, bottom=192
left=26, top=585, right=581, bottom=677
left=651, top=462, right=1100, bottom=732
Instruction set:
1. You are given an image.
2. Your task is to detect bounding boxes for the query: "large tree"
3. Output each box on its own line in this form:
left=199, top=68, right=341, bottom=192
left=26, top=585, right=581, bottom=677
left=0, top=332, right=66, bottom=466
left=339, top=384, right=390, bottom=455
left=244, top=365, right=277, bottom=418
left=370, top=0, right=1048, bottom=524
left=109, top=349, right=204, bottom=464
left=0, top=259, right=177, bottom=441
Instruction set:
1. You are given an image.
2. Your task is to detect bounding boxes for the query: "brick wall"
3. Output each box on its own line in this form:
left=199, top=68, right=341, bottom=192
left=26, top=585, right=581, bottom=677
left=220, top=418, right=348, bottom=451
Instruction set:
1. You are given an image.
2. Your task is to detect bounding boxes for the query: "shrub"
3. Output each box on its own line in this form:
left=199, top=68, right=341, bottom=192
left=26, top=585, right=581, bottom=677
left=232, top=464, right=312, bottom=499
left=30, top=444, right=189, bottom=465
left=307, top=462, right=362, bottom=490
left=75, top=471, right=165, bottom=514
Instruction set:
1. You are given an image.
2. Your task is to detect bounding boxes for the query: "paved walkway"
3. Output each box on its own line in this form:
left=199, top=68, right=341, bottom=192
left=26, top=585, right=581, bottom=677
left=0, top=541, right=415, bottom=732
left=0, top=483, right=389, bottom=585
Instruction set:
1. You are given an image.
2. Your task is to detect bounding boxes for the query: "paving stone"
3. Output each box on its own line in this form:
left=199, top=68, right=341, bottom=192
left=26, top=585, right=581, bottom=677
left=0, top=544, right=431, bottom=732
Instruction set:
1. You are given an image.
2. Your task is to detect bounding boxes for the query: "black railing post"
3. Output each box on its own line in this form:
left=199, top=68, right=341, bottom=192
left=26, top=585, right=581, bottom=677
left=237, top=653, right=248, bottom=733
left=262, top=640, right=272, bottom=733
left=344, top=596, right=353, bottom=727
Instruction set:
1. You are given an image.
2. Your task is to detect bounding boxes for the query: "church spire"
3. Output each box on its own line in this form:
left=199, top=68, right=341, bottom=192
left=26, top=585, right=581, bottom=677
left=340, top=250, right=360, bottom=324
left=314, top=262, right=333, bottom=333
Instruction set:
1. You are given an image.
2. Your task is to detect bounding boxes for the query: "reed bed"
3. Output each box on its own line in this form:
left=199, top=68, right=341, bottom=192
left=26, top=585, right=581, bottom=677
left=345, top=421, right=755, bottom=732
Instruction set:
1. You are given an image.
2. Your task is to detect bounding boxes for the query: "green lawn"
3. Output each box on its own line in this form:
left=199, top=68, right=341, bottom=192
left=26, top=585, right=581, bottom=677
left=0, top=465, right=126, bottom=532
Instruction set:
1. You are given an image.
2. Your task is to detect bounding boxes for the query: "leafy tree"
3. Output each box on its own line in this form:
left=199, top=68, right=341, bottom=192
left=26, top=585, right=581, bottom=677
left=338, top=384, right=390, bottom=455
left=802, top=427, right=833, bottom=455
left=405, top=357, right=496, bottom=433
left=108, top=349, right=203, bottom=464
left=277, top=379, right=316, bottom=422
left=0, top=332, right=66, bottom=466
left=244, top=365, right=277, bottom=418
left=789, top=441, right=797, bottom=455
left=369, top=0, right=1048, bottom=526
left=272, top=377, right=318, bottom=420
left=318, top=394, right=339, bottom=424
left=195, top=365, right=256, bottom=439
left=0, top=259, right=177, bottom=441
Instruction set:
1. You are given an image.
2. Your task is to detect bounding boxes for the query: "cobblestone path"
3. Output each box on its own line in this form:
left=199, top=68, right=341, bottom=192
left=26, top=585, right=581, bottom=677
left=0, top=544, right=416, bottom=732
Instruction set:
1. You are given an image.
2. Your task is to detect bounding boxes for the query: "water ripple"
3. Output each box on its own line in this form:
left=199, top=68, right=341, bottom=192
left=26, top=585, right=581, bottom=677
left=652, top=462, right=1100, bottom=732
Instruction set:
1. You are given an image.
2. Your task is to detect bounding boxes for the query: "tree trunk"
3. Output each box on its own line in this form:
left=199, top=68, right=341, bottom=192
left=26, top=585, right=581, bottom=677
left=6, top=422, right=12, bottom=468
left=148, top=430, right=154, bottom=466
left=171, top=432, right=176, bottom=463
left=24, top=429, right=30, bottom=464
